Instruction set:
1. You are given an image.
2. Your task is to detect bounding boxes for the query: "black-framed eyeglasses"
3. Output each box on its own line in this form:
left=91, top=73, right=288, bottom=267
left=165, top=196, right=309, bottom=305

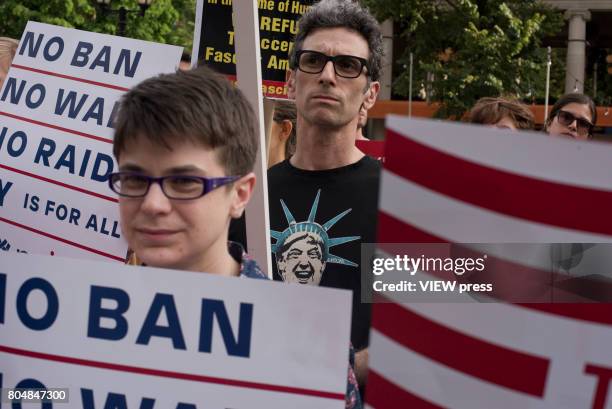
left=296, top=50, right=369, bottom=78
left=556, top=110, right=593, bottom=137
left=107, top=172, right=240, bottom=200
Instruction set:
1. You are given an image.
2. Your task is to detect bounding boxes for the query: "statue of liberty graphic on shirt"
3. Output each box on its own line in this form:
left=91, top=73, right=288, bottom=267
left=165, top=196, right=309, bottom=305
left=271, top=189, right=360, bottom=285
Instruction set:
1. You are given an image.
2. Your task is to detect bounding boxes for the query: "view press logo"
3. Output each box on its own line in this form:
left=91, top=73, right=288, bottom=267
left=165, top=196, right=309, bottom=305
left=372, top=254, right=488, bottom=276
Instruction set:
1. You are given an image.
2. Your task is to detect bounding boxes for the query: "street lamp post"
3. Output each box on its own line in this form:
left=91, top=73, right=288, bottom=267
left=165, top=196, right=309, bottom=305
left=95, top=0, right=154, bottom=37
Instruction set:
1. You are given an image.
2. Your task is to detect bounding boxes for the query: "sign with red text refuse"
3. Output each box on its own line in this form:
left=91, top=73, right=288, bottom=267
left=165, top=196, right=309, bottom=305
left=367, top=117, right=612, bottom=408
left=196, top=0, right=314, bottom=98
left=0, top=22, right=182, bottom=262
left=0, top=252, right=351, bottom=408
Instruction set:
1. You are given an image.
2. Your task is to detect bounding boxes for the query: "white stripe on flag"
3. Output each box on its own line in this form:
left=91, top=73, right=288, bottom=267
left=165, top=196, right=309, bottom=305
left=369, top=329, right=550, bottom=409
left=389, top=302, right=612, bottom=365
left=386, top=116, right=612, bottom=191
left=379, top=170, right=612, bottom=242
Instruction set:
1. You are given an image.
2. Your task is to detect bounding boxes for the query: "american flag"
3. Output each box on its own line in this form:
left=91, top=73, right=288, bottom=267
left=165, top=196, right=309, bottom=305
left=367, top=116, right=612, bottom=409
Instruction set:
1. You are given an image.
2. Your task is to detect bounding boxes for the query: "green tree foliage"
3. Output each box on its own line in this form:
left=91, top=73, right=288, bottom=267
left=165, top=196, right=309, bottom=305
left=0, top=0, right=195, bottom=50
left=363, top=0, right=564, bottom=118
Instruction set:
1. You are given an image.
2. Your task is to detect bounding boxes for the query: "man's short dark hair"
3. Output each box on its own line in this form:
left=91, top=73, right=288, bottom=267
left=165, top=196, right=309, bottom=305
left=113, top=66, right=258, bottom=176
left=289, top=0, right=383, bottom=81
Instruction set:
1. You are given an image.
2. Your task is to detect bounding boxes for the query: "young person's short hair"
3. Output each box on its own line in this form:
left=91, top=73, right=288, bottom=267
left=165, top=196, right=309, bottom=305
left=113, top=66, right=258, bottom=176
left=289, top=0, right=383, bottom=81
left=469, top=97, right=535, bottom=130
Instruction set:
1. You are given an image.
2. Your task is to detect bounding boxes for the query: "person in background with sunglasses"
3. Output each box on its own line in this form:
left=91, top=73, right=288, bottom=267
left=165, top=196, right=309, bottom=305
left=545, top=93, right=597, bottom=140
left=108, top=66, right=265, bottom=279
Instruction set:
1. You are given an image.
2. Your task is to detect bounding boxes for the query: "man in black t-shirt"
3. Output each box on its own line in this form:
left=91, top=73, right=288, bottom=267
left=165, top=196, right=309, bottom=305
left=267, top=0, right=383, bottom=387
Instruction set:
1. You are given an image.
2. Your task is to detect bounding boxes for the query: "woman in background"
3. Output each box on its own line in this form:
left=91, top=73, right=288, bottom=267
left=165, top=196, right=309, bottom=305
left=545, top=93, right=597, bottom=140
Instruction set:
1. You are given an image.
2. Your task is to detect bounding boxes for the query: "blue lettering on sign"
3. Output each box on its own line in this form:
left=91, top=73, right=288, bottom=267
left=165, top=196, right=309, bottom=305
left=70, top=42, right=142, bottom=78
left=136, top=294, right=186, bottom=350
left=54, top=90, right=108, bottom=127
left=81, top=390, right=155, bottom=409
left=199, top=299, right=253, bottom=358
left=0, top=179, right=13, bottom=206
left=55, top=89, right=89, bottom=119
left=33, top=139, right=115, bottom=183
left=82, top=97, right=105, bottom=126
left=107, top=101, right=120, bottom=129
left=71, top=42, right=94, bottom=68
left=91, top=153, right=114, bottom=182
left=114, top=49, right=142, bottom=78
left=16, top=278, right=59, bottom=331
left=90, top=46, right=112, bottom=74
left=33, top=137, right=56, bottom=166
left=6, top=130, right=27, bottom=158
left=0, top=78, right=46, bottom=108
left=17, top=31, right=64, bottom=63
left=54, top=145, right=76, bottom=174
left=1, top=78, right=25, bottom=104
left=0, top=273, right=6, bottom=324
left=88, top=286, right=129, bottom=341
left=15, top=378, right=52, bottom=409
left=19, top=31, right=44, bottom=58
left=80, top=389, right=200, bottom=409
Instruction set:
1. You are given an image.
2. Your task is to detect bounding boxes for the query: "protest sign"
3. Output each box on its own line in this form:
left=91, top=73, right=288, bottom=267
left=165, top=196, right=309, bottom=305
left=0, top=252, right=351, bottom=408
left=194, top=0, right=314, bottom=98
left=367, top=117, right=612, bottom=408
left=0, top=22, right=182, bottom=262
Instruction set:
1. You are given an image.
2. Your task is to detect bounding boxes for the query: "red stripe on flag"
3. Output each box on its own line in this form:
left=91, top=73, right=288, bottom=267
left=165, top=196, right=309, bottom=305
left=378, top=211, right=612, bottom=323
left=385, top=129, right=612, bottom=236
left=377, top=211, right=442, bottom=243
left=366, top=370, right=443, bottom=408
left=519, top=304, right=612, bottom=326
left=372, top=301, right=550, bottom=397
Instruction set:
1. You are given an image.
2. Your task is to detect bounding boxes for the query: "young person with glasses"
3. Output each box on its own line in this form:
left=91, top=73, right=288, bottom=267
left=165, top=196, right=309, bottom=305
left=266, top=0, right=383, bottom=399
left=110, top=66, right=361, bottom=407
left=545, top=93, right=597, bottom=140
left=108, top=66, right=265, bottom=278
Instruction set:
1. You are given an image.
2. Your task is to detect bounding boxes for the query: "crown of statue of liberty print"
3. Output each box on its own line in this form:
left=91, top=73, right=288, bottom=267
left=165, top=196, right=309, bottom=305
left=270, top=189, right=361, bottom=267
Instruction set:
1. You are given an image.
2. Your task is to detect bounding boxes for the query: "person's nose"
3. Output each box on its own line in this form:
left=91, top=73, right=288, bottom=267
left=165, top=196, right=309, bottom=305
left=318, top=60, right=337, bottom=86
left=140, top=181, right=172, bottom=215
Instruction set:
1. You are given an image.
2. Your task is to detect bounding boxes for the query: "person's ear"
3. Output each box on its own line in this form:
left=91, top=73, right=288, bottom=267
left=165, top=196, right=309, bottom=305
left=362, top=80, right=380, bottom=111
left=287, top=70, right=296, bottom=99
left=230, top=172, right=256, bottom=219
left=279, top=119, right=293, bottom=142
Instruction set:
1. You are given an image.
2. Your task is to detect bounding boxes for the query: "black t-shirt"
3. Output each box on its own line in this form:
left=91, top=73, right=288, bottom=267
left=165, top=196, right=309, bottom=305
left=267, top=156, right=381, bottom=350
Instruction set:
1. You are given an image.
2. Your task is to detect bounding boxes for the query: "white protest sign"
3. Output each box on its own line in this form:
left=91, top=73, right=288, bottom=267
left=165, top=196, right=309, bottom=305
left=0, top=252, right=351, bottom=408
left=0, top=22, right=183, bottom=262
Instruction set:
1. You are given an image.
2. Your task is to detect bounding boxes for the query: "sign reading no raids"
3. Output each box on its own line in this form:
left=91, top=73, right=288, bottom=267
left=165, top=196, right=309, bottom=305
left=0, top=253, right=351, bottom=408
left=0, top=22, right=182, bottom=262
